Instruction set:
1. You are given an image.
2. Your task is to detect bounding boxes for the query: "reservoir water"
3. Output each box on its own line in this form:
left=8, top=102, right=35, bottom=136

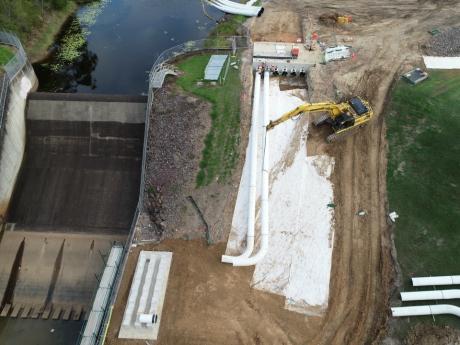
left=34, top=0, right=222, bottom=94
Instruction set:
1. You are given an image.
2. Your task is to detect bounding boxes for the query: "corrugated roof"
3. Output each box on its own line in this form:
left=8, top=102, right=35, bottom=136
left=204, top=55, right=228, bottom=81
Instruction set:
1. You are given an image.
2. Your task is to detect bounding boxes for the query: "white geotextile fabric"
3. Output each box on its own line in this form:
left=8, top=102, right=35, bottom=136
left=423, top=56, right=460, bottom=69
left=225, top=79, right=335, bottom=315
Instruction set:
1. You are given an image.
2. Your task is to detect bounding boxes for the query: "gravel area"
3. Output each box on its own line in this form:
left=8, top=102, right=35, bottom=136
left=425, top=27, right=460, bottom=56
left=142, top=83, right=211, bottom=240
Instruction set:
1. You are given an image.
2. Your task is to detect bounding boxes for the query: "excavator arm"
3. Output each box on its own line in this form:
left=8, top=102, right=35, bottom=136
left=266, top=102, right=346, bottom=130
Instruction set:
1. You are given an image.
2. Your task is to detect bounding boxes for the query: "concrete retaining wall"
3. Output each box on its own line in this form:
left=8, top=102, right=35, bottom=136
left=0, top=67, right=38, bottom=220
left=27, top=93, right=146, bottom=123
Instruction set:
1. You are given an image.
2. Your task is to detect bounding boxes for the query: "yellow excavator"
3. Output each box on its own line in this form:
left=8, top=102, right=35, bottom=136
left=266, top=97, right=373, bottom=142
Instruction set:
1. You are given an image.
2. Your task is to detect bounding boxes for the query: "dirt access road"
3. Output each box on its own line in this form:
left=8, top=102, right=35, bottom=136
left=250, top=0, right=460, bottom=344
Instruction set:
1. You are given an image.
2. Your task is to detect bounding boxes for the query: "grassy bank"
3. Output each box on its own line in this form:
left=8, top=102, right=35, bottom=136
left=176, top=54, right=241, bottom=186
left=0, top=0, right=82, bottom=62
left=386, top=70, right=460, bottom=332
left=0, top=45, right=14, bottom=66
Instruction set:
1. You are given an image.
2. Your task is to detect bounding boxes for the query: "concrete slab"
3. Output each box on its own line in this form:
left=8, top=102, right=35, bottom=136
left=62, top=307, right=71, bottom=321
left=29, top=305, right=41, bottom=319
left=72, top=306, right=82, bottom=321
left=252, top=41, right=322, bottom=71
left=51, top=307, right=61, bottom=320
left=0, top=304, right=11, bottom=317
left=119, top=251, right=172, bottom=340
left=27, top=93, right=147, bottom=123
left=10, top=304, right=22, bottom=318
left=0, top=231, right=124, bottom=311
left=41, top=306, right=51, bottom=319
left=21, top=305, right=31, bottom=318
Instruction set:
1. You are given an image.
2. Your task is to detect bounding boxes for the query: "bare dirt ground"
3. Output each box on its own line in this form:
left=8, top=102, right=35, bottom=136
left=108, top=1, right=460, bottom=344
left=106, top=239, right=323, bottom=345
left=252, top=0, right=460, bottom=344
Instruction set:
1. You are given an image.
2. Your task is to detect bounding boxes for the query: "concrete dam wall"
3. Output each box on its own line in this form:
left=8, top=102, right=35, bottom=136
left=0, top=67, right=38, bottom=220
left=6, top=93, right=146, bottom=233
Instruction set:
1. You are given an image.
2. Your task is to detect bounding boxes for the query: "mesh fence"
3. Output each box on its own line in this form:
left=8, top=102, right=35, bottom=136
left=0, top=30, right=32, bottom=130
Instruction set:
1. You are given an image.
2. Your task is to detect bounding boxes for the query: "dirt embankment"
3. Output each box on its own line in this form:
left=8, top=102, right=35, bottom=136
left=140, top=50, right=254, bottom=245
left=142, top=83, right=212, bottom=240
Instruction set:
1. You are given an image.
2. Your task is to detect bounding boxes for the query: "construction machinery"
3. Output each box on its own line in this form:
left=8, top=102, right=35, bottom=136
left=266, top=97, right=373, bottom=142
left=319, top=13, right=352, bottom=25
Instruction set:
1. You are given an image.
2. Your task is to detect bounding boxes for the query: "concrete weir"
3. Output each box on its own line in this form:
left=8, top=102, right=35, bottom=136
left=6, top=92, right=146, bottom=232
left=0, top=92, right=146, bottom=334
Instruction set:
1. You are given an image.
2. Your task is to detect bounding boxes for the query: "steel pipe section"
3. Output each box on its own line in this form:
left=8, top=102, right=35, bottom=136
left=401, top=289, right=460, bottom=301
left=412, top=276, right=460, bottom=286
left=206, top=0, right=263, bottom=17
left=222, top=72, right=261, bottom=264
left=392, top=304, right=460, bottom=318
left=232, top=70, right=270, bottom=266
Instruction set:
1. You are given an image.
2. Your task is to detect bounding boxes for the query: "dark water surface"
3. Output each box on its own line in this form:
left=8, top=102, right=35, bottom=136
left=34, top=0, right=222, bottom=94
left=0, top=318, right=82, bottom=345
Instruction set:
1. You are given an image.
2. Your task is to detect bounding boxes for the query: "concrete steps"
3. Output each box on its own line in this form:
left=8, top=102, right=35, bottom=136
left=0, top=303, right=86, bottom=321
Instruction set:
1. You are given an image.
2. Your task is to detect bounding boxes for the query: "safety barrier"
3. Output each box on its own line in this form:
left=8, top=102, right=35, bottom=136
left=0, top=30, right=32, bottom=131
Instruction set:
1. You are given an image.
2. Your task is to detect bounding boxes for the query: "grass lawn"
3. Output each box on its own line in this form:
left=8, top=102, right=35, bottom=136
left=0, top=45, right=14, bottom=66
left=176, top=54, right=241, bottom=186
left=386, top=70, right=460, bottom=331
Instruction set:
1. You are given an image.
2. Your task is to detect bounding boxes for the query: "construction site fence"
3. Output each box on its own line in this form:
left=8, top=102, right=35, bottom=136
left=91, top=36, right=250, bottom=345
left=0, top=30, right=33, bottom=131
left=149, top=36, right=250, bottom=87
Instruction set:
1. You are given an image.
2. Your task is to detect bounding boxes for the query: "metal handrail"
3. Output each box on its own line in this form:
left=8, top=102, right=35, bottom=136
left=0, top=30, right=31, bottom=131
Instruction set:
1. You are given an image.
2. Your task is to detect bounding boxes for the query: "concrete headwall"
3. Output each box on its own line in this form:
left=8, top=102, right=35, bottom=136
left=0, top=67, right=38, bottom=220
left=27, top=93, right=146, bottom=123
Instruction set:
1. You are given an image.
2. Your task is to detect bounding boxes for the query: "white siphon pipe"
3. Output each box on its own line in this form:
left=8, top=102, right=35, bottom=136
left=392, top=304, right=460, bottom=318
left=211, top=0, right=260, bottom=17
left=206, top=0, right=262, bottom=16
left=232, top=70, right=270, bottom=266
left=222, top=72, right=261, bottom=264
left=213, top=0, right=262, bottom=15
left=412, top=276, right=460, bottom=286
left=401, top=289, right=460, bottom=301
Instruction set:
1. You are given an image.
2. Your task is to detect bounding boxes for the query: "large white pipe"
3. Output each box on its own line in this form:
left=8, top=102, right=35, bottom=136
left=222, top=72, right=261, bottom=264
left=212, top=0, right=262, bottom=15
left=392, top=304, right=460, bottom=318
left=206, top=0, right=263, bottom=16
left=214, top=0, right=258, bottom=10
left=232, top=70, right=270, bottom=266
left=401, top=289, right=460, bottom=301
left=412, top=276, right=460, bottom=286
left=209, top=0, right=260, bottom=17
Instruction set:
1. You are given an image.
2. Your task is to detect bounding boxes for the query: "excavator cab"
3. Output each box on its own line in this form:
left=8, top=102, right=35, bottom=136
left=348, top=97, right=369, bottom=116
left=331, top=112, right=355, bottom=131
